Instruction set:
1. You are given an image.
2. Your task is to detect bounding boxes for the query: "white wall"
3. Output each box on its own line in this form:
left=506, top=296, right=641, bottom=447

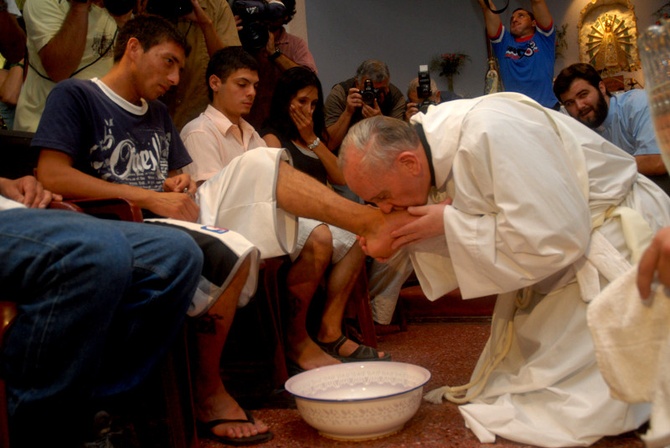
left=301, top=0, right=666, bottom=99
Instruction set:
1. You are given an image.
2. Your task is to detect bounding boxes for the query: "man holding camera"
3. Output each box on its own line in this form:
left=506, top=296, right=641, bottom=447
left=238, top=0, right=318, bottom=128
left=324, top=59, right=405, bottom=203
left=325, top=59, right=406, bottom=152
left=14, top=0, right=133, bottom=132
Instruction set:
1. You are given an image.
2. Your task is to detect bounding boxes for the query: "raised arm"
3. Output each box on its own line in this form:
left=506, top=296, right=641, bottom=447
left=37, top=1, right=93, bottom=81
left=530, top=0, right=553, bottom=30
left=475, top=0, right=503, bottom=38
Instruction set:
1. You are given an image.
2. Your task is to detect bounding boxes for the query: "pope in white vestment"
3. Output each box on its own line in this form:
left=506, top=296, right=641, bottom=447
left=340, top=92, right=670, bottom=447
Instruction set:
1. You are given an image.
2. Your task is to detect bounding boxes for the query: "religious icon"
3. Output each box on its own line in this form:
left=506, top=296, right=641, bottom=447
left=484, top=58, right=501, bottom=94
left=578, top=0, right=640, bottom=77
left=585, top=14, right=634, bottom=73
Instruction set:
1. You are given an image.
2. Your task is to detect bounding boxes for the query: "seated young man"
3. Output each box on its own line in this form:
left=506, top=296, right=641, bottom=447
left=0, top=175, right=203, bottom=447
left=181, top=48, right=388, bottom=373
left=34, top=13, right=411, bottom=445
left=33, top=14, right=272, bottom=445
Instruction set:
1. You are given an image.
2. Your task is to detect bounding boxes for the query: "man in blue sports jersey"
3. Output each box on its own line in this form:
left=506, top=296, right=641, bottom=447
left=475, top=0, right=559, bottom=109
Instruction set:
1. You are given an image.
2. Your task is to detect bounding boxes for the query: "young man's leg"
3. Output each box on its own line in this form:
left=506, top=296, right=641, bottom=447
left=191, top=256, right=270, bottom=440
left=2, top=210, right=202, bottom=447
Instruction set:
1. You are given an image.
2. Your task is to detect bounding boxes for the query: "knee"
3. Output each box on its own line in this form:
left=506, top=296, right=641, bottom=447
left=303, top=226, right=333, bottom=266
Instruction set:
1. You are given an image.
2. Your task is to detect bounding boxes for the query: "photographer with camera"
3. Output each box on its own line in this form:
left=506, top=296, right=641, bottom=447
left=234, top=0, right=317, bottom=128
left=324, top=59, right=405, bottom=154
left=323, top=59, right=405, bottom=203
left=405, top=67, right=443, bottom=121
left=14, top=0, right=133, bottom=132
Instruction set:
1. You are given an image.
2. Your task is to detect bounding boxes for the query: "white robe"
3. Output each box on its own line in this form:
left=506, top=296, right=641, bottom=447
left=411, top=93, right=670, bottom=446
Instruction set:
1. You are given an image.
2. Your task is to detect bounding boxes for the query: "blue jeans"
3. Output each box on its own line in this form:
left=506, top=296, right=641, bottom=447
left=0, top=209, right=203, bottom=446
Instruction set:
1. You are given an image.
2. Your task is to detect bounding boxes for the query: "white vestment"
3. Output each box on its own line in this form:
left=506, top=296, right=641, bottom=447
left=411, top=93, right=670, bottom=446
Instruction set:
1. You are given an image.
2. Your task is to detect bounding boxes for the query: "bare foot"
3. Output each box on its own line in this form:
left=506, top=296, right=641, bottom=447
left=196, top=393, right=269, bottom=439
left=361, top=208, right=418, bottom=259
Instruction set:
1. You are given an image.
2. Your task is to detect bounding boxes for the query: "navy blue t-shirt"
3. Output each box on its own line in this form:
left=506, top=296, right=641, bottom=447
left=32, top=78, right=192, bottom=192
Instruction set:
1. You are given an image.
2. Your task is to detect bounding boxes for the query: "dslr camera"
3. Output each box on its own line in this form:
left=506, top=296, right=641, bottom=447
left=231, top=0, right=286, bottom=52
left=417, top=65, right=436, bottom=114
left=359, top=79, right=380, bottom=106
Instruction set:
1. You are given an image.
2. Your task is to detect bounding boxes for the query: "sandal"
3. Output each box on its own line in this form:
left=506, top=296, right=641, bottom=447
left=196, top=409, right=274, bottom=446
left=316, top=335, right=391, bottom=362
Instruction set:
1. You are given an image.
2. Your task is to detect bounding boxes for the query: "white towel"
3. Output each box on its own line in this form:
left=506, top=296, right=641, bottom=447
left=587, top=265, right=670, bottom=448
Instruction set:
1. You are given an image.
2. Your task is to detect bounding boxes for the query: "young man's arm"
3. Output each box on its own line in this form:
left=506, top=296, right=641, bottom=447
left=475, top=0, right=503, bottom=38
left=530, top=0, right=553, bottom=30
left=37, top=150, right=200, bottom=221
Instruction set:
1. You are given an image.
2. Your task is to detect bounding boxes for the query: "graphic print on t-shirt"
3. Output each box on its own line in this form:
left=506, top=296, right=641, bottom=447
left=90, top=118, right=171, bottom=192
left=504, top=40, right=539, bottom=60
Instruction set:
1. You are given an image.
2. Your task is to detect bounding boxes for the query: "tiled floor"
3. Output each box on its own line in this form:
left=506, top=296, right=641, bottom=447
left=202, top=320, right=646, bottom=448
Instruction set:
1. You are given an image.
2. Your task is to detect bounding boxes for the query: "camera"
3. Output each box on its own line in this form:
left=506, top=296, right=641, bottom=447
left=359, top=79, right=379, bottom=106
left=417, top=64, right=436, bottom=114
left=145, top=0, right=194, bottom=20
left=232, top=0, right=286, bottom=52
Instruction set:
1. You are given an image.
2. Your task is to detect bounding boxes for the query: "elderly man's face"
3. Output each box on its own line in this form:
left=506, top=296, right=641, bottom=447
left=343, top=143, right=429, bottom=214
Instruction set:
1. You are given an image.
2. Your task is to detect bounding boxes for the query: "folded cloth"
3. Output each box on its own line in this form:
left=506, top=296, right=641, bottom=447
left=587, top=265, right=670, bottom=448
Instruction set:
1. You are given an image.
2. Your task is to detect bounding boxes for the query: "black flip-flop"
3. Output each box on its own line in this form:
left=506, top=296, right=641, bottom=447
left=317, top=334, right=392, bottom=362
left=196, top=409, right=274, bottom=446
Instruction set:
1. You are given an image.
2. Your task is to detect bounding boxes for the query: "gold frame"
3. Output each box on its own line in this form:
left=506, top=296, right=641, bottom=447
left=577, top=0, right=640, bottom=76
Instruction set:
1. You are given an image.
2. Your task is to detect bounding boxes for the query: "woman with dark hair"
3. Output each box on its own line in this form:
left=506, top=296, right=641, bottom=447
left=262, top=66, right=389, bottom=371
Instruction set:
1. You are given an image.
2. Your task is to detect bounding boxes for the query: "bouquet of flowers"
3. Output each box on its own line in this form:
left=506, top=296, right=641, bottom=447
left=430, top=52, right=470, bottom=78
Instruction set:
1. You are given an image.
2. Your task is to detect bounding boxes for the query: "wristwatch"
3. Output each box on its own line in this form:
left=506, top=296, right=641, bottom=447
left=307, top=137, right=320, bottom=150
left=268, top=49, right=281, bottom=61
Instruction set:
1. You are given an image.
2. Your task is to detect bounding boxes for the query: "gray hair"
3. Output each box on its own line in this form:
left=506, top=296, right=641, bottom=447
left=339, top=116, right=420, bottom=172
left=355, top=59, right=390, bottom=84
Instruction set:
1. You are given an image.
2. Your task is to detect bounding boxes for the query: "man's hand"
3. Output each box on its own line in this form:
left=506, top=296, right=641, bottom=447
left=361, top=98, right=383, bottom=118
left=390, top=200, right=451, bottom=249
left=345, top=87, right=363, bottom=115
left=0, top=175, right=62, bottom=208
left=357, top=207, right=419, bottom=260
left=264, top=31, right=277, bottom=57
left=148, top=191, right=200, bottom=222
left=638, top=227, right=670, bottom=299
left=405, top=102, right=419, bottom=121
left=164, top=173, right=196, bottom=196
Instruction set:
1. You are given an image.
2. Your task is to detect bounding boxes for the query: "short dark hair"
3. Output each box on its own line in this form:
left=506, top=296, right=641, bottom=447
left=512, top=7, right=535, bottom=22
left=205, top=46, right=259, bottom=101
left=113, top=14, right=189, bottom=62
left=553, top=62, right=610, bottom=101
